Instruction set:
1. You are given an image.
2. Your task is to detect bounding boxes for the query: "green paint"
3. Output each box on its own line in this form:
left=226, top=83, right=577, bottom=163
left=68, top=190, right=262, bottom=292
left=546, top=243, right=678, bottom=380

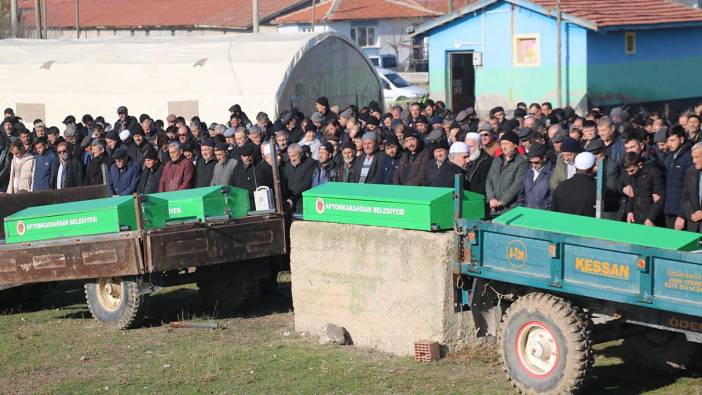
left=587, top=56, right=702, bottom=105
left=148, top=185, right=250, bottom=223
left=494, top=207, right=702, bottom=251
left=4, top=196, right=140, bottom=243
left=302, top=183, right=484, bottom=231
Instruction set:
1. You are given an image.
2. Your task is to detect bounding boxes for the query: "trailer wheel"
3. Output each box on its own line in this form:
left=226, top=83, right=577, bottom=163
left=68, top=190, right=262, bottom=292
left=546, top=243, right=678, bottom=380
left=498, top=292, right=592, bottom=394
left=197, top=261, right=264, bottom=312
left=622, top=329, right=701, bottom=371
left=85, top=277, right=147, bottom=330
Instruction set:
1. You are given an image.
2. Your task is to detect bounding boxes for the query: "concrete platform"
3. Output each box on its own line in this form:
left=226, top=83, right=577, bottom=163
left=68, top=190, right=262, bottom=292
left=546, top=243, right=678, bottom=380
left=290, top=221, right=474, bottom=356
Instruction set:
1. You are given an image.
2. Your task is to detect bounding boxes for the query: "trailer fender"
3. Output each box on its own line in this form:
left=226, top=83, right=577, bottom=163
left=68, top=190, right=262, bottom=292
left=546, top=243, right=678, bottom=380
left=470, top=278, right=507, bottom=337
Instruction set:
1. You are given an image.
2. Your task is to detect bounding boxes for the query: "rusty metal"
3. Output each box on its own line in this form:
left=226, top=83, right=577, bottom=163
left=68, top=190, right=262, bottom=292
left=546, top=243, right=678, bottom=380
left=0, top=184, right=108, bottom=240
left=145, top=214, right=287, bottom=273
left=0, top=231, right=143, bottom=285
left=168, top=321, right=223, bottom=329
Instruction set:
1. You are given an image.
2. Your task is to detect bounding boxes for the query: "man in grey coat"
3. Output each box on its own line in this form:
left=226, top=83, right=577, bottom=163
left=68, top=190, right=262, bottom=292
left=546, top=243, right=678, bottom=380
left=210, top=143, right=237, bottom=186
left=485, top=131, right=528, bottom=217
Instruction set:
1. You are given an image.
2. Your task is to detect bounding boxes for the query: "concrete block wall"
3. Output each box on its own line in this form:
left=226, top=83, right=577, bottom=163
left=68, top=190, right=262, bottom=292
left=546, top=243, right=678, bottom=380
left=290, top=221, right=475, bottom=356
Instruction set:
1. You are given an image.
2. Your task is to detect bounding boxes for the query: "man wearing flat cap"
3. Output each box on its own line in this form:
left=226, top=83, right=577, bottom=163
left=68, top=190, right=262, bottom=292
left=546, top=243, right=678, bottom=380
left=552, top=152, right=597, bottom=217
left=485, top=131, right=528, bottom=217
left=350, top=132, right=390, bottom=184
left=107, top=147, right=141, bottom=196
left=422, top=139, right=449, bottom=186
left=113, top=106, right=139, bottom=135
left=210, top=143, right=237, bottom=187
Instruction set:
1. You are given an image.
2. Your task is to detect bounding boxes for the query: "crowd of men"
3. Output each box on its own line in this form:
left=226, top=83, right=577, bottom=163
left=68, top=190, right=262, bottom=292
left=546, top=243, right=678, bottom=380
left=2, top=97, right=702, bottom=232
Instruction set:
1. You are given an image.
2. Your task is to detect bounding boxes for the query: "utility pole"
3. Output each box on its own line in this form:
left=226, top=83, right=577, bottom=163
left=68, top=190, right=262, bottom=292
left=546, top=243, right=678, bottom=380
left=75, top=0, right=80, bottom=38
left=252, top=0, right=259, bottom=33
left=556, top=0, right=562, bottom=108
left=34, top=0, right=42, bottom=38
left=42, top=0, right=48, bottom=39
left=447, top=0, right=453, bottom=13
left=311, top=0, right=316, bottom=31
left=10, top=0, right=18, bottom=38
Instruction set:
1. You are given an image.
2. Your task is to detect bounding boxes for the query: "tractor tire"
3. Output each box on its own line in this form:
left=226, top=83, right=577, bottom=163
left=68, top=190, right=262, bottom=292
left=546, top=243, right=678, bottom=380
left=622, top=328, right=702, bottom=372
left=197, top=261, right=265, bottom=313
left=498, top=292, right=593, bottom=394
left=85, top=277, right=147, bottom=330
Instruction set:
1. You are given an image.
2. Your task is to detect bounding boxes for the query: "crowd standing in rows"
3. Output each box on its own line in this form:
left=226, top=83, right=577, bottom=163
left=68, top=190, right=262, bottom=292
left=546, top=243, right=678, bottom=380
left=1, top=98, right=702, bottom=231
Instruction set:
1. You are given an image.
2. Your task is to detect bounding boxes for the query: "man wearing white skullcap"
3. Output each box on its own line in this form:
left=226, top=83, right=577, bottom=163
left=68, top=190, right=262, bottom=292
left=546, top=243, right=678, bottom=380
left=430, top=142, right=471, bottom=188
left=551, top=151, right=597, bottom=217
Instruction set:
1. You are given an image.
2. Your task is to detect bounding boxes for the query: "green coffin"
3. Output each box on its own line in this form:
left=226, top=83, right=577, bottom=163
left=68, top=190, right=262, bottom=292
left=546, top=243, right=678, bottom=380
left=302, top=182, right=485, bottom=231
left=494, top=207, right=702, bottom=251
left=147, top=185, right=250, bottom=223
left=4, top=196, right=141, bottom=243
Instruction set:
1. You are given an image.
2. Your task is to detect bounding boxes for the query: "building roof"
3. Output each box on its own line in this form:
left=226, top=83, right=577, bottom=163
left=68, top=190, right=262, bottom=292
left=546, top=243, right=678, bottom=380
left=411, top=0, right=702, bottom=35
left=18, top=0, right=308, bottom=30
left=274, top=0, right=442, bottom=24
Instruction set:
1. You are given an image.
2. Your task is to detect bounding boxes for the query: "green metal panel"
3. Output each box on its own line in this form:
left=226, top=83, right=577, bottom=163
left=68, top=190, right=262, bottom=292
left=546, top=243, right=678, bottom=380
left=147, top=185, right=250, bottom=223
left=494, top=207, right=702, bottom=251
left=302, top=182, right=484, bottom=231
left=3, top=196, right=139, bottom=243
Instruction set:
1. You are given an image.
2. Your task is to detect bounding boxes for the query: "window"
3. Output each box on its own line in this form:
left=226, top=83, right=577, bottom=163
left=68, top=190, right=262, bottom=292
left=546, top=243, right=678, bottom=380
left=298, top=23, right=313, bottom=33
left=384, top=73, right=410, bottom=88
left=350, top=26, right=377, bottom=48
left=625, top=32, right=636, bottom=55
left=513, top=34, right=541, bottom=67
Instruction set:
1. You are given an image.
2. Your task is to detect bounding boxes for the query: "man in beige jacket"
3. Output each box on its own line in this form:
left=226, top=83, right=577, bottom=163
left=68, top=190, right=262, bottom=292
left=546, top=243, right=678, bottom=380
left=7, top=140, right=35, bottom=193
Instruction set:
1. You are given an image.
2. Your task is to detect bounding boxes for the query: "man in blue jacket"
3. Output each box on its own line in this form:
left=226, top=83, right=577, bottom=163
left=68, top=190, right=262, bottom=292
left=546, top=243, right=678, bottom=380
left=108, top=147, right=141, bottom=196
left=663, top=126, right=692, bottom=229
left=32, top=137, right=57, bottom=191
left=518, top=144, right=553, bottom=209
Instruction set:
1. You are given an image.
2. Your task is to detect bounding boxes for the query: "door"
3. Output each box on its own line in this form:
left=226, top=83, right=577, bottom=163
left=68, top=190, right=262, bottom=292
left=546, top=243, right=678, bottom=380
left=449, top=52, right=475, bottom=112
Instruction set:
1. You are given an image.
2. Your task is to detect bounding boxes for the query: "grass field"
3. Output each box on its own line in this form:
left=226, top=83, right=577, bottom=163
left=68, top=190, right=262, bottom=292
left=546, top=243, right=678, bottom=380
left=1, top=284, right=701, bottom=394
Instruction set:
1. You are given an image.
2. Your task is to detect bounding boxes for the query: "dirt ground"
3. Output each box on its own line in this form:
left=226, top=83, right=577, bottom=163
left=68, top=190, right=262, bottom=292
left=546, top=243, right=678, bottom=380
left=0, top=283, right=700, bottom=394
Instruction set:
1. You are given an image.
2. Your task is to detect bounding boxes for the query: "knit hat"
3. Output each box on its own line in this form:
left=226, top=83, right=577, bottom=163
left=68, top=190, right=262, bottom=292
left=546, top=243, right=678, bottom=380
left=500, top=131, right=519, bottom=146
left=449, top=142, right=469, bottom=154
left=143, top=148, right=159, bottom=161
left=560, top=137, right=582, bottom=153
left=320, top=141, right=334, bottom=154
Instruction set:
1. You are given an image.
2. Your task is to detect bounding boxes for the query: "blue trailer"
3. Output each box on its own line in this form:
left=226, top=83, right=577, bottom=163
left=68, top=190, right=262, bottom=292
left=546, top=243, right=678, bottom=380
left=452, top=181, right=702, bottom=393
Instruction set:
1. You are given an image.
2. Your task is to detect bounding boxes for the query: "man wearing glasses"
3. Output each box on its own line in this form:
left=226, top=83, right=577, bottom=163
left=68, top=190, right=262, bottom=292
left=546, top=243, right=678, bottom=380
left=518, top=144, right=553, bottom=209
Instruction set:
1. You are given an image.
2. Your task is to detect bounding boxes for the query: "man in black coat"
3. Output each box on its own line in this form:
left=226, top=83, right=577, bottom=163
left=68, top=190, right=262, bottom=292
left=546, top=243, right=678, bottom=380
left=622, top=151, right=665, bottom=226
left=350, top=132, right=390, bottom=184
left=393, top=128, right=432, bottom=186
left=663, top=126, right=692, bottom=229
left=113, top=106, right=140, bottom=135
left=230, top=141, right=272, bottom=208
left=431, top=142, right=469, bottom=188
left=552, top=152, right=597, bottom=217
left=51, top=141, right=84, bottom=189
left=85, top=139, right=113, bottom=185
left=137, top=148, right=163, bottom=194
left=282, top=143, right=315, bottom=213
left=680, top=142, right=702, bottom=232
left=422, top=139, right=449, bottom=186
left=193, top=138, right=216, bottom=188
left=464, top=132, right=492, bottom=196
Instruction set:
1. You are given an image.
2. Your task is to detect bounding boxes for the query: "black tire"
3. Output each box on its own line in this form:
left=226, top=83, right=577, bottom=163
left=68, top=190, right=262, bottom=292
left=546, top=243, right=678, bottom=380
left=498, top=293, right=593, bottom=394
left=622, top=328, right=702, bottom=372
left=85, top=277, right=147, bottom=330
left=197, top=261, right=266, bottom=312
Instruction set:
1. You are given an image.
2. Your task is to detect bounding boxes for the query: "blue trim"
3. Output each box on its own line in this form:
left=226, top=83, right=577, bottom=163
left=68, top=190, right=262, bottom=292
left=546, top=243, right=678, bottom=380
left=411, top=0, right=702, bottom=37
left=456, top=218, right=702, bottom=319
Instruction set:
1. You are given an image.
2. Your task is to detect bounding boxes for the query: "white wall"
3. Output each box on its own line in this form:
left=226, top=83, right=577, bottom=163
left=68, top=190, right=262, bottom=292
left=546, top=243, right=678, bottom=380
left=278, top=18, right=427, bottom=70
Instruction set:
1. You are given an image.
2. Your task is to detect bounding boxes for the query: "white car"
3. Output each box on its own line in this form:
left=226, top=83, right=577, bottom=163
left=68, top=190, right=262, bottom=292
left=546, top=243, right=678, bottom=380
left=376, top=68, right=428, bottom=104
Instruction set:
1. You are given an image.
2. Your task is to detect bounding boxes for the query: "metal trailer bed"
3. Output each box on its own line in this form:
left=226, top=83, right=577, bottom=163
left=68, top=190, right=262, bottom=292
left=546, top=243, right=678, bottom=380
left=451, top=180, right=702, bottom=394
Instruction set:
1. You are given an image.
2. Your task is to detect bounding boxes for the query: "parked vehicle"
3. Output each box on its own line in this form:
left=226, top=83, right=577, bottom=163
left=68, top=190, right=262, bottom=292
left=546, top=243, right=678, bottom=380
left=368, top=54, right=398, bottom=70
left=376, top=68, right=428, bottom=104
left=451, top=177, right=702, bottom=393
